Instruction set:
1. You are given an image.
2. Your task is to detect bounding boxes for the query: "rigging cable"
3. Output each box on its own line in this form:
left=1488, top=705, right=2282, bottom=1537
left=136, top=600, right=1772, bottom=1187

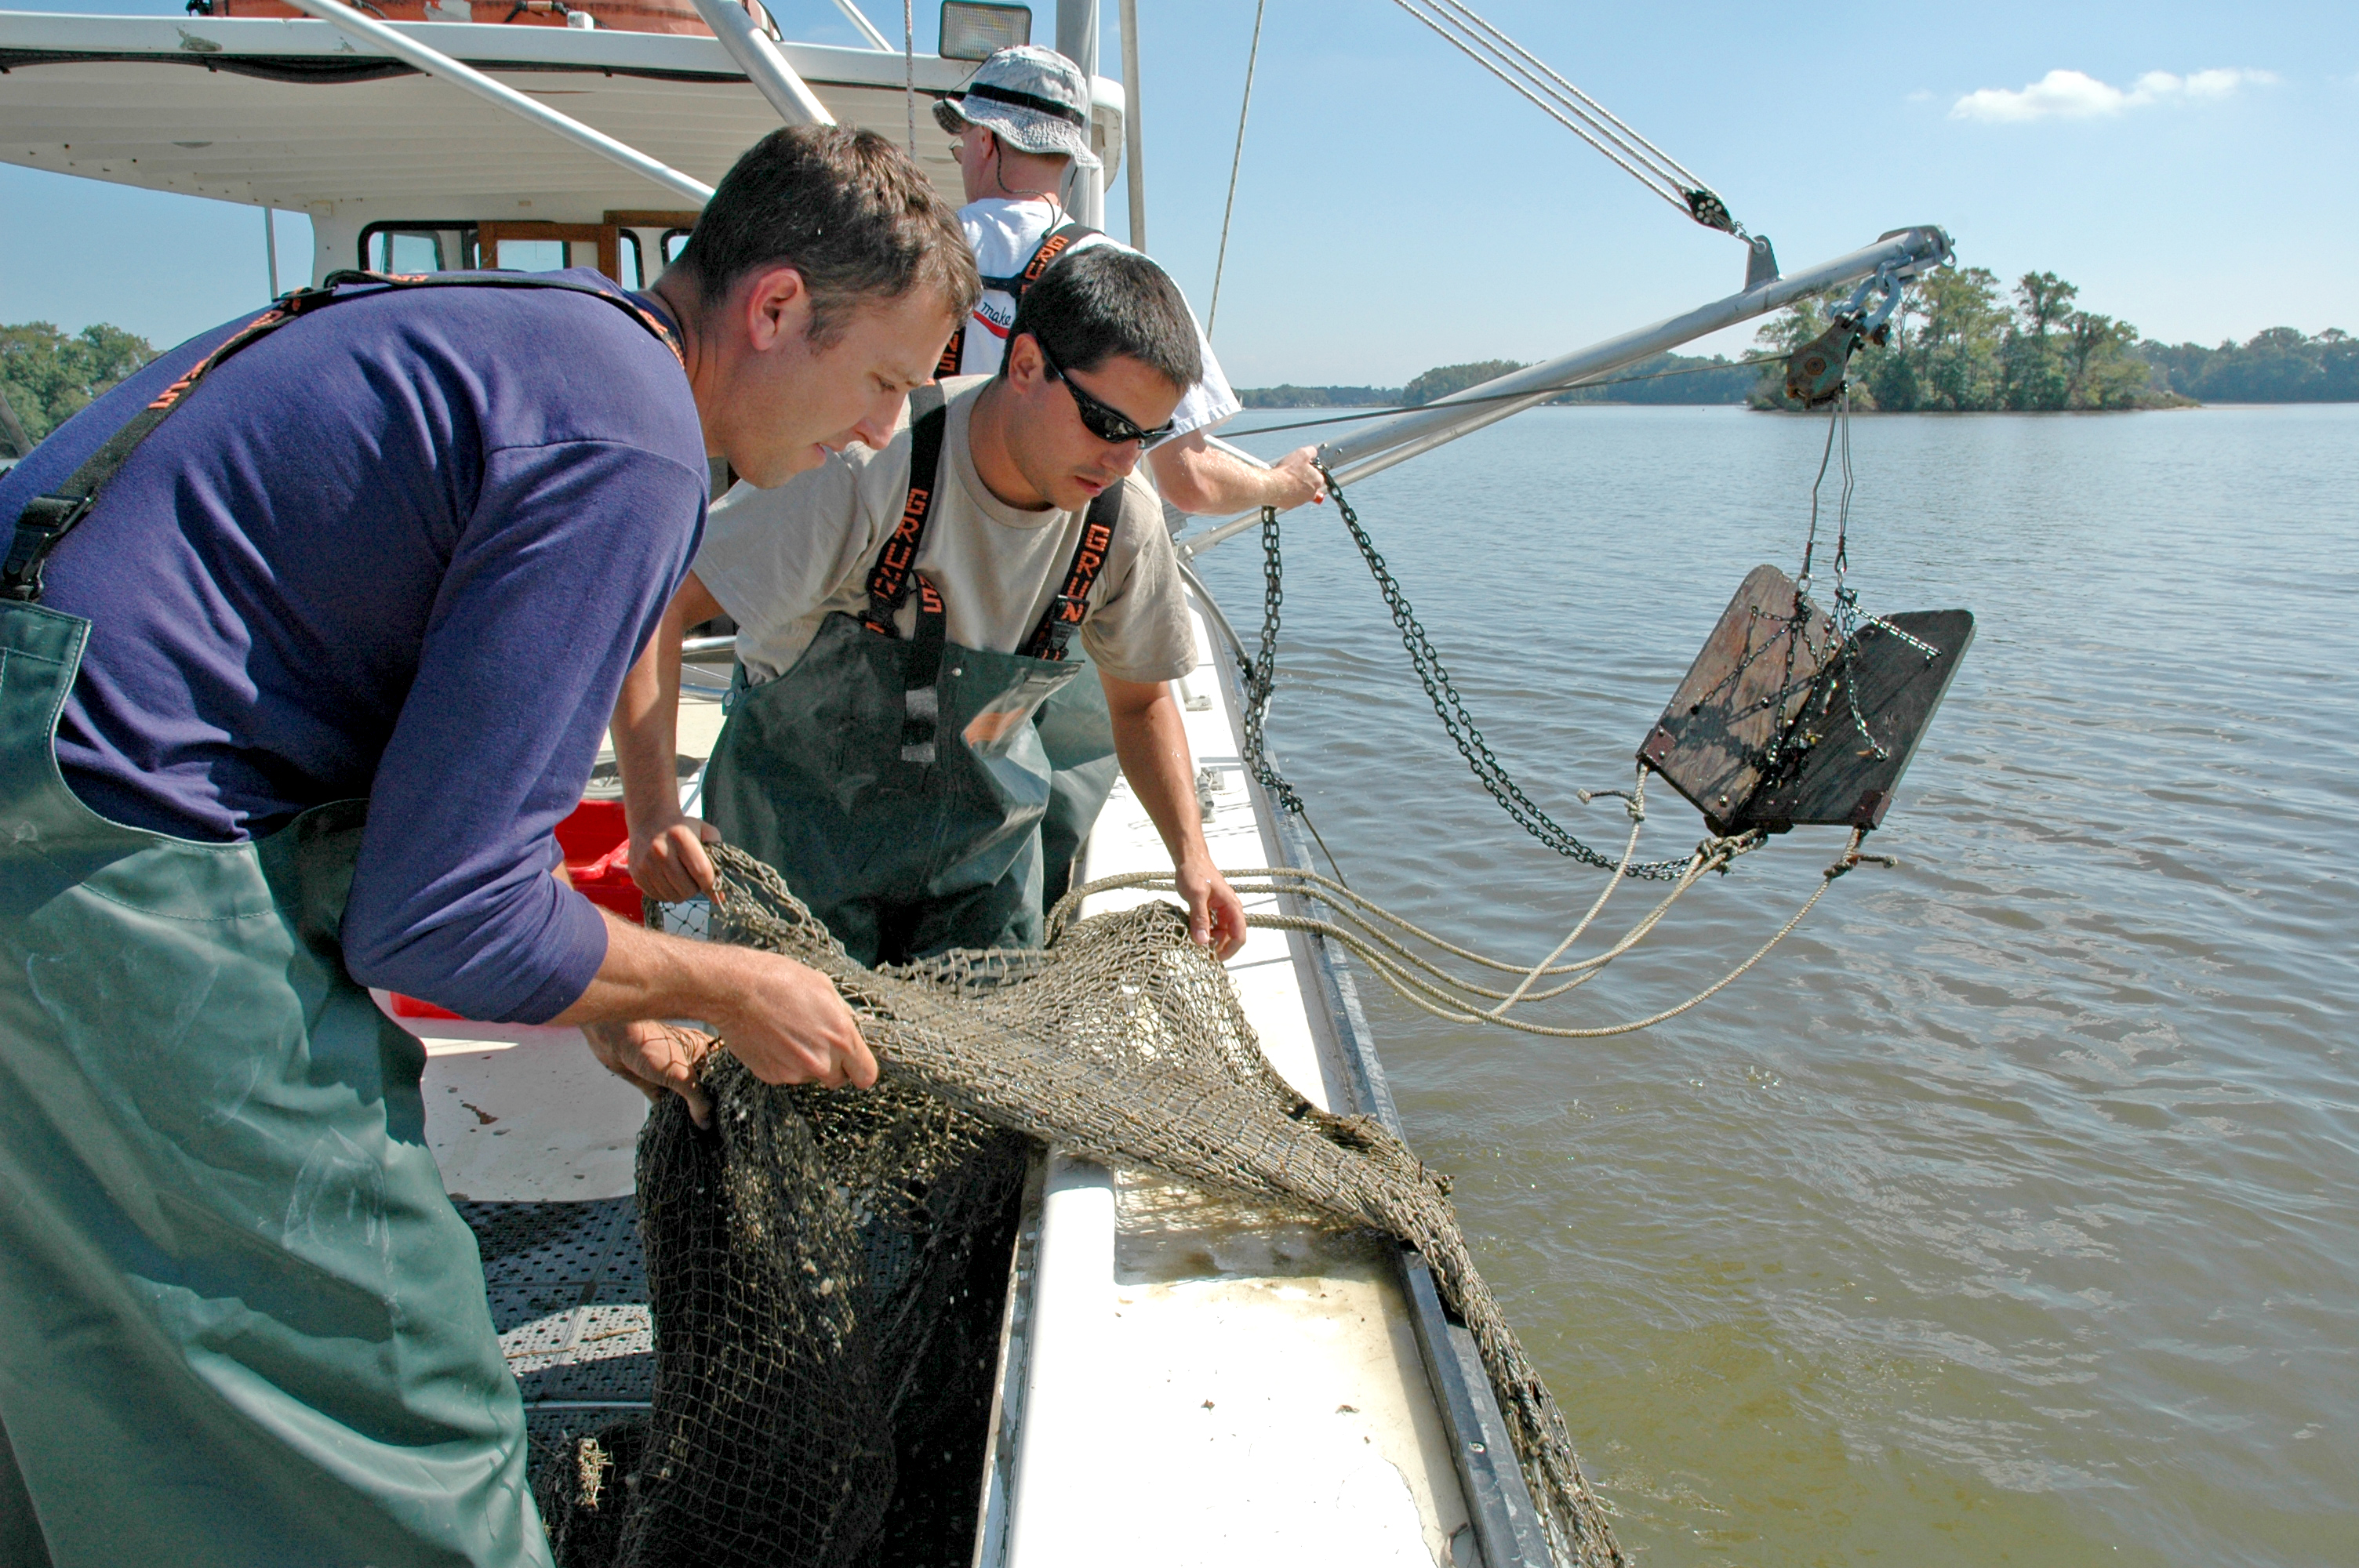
left=1390, top=0, right=1742, bottom=235
left=903, top=0, right=916, bottom=156
left=1205, top=0, right=1268, bottom=340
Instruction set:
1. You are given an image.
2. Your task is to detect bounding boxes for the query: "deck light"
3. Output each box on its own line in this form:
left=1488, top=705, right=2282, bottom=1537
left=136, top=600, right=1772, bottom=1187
left=938, top=2, right=1029, bottom=60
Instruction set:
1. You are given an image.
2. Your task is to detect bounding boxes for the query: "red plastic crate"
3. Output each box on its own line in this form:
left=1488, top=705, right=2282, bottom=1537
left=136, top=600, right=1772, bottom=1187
left=389, top=799, right=643, bottom=1022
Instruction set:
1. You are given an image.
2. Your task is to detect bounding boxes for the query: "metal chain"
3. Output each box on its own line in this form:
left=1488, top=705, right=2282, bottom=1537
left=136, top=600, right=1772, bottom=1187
left=1314, top=461, right=1690, bottom=880
left=1239, top=505, right=1306, bottom=815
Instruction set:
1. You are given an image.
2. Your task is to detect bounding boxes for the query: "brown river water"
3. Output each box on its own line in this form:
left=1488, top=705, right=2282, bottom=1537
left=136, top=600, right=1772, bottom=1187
left=1202, top=403, right=2357, bottom=1565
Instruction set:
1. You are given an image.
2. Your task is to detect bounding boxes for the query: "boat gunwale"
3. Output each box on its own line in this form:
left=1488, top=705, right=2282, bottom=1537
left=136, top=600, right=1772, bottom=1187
left=1198, top=586, right=1561, bottom=1568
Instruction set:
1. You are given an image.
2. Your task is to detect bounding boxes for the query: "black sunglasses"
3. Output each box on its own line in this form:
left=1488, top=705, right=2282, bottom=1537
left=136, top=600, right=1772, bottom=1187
left=1034, top=336, right=1178, bottom=447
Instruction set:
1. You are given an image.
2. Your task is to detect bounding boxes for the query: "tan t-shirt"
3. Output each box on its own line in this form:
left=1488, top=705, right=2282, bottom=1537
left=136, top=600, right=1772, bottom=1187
left=695, top=376, right=1196, bottom=688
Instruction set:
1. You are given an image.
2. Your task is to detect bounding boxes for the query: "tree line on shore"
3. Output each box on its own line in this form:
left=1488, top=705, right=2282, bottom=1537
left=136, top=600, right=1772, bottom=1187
left=1, top=321, right=156, bottom=455
left=1233, top=269, right=2355, bottom=414
left=1748, top=269, right=2354, bottom=412
left=7, top=276, right=2354, bottom=458
left=1236, top=350, right=1757, bottom=410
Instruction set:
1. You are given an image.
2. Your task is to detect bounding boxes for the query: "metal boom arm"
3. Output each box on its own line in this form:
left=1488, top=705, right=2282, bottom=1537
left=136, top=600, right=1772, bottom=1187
left=1177, top=225, right=1952, bottom=559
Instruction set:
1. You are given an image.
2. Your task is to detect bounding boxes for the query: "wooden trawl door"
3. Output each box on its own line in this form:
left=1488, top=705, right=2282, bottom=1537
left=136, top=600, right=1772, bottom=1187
left=476, top=221, right=620, bottom=281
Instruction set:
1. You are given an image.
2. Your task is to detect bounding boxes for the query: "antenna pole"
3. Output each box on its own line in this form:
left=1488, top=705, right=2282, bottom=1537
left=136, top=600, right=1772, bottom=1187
left=1118, top=0, right=1147, bottom=252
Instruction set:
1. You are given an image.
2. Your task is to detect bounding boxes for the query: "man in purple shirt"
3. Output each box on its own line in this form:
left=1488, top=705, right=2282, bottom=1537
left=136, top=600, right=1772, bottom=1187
left=0, top=127, right=976, bottom=1566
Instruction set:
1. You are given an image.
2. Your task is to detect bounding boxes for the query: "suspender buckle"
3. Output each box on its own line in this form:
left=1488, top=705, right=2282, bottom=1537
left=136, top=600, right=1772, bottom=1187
left=2, top=493, right=95, bottom=603
left=1033, top=596, right=1085, bottom=659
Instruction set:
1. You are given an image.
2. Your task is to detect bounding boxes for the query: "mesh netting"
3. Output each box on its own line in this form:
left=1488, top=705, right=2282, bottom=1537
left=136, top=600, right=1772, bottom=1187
left=623, top=1064, right=1026, bottom=1565
left=572, top=844, right=1623, bottom=1567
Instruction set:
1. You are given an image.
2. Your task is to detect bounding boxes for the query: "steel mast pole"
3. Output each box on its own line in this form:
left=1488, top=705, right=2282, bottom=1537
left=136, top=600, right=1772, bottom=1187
left=1055, top=0, right=1107, bottom=229
left=692, top=0, right=836, bottom=125
left=1118, top=0, right=1147, bottom=251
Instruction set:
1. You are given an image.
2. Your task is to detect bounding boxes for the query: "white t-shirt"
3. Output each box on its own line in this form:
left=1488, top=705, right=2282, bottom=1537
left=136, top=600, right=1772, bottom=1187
left=957, top=197, right=1241, bottom=442
left=694, top=377, right=1197, bottom=688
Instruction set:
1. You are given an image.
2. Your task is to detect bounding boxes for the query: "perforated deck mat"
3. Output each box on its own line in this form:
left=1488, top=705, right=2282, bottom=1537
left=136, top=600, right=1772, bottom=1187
left=458, top=1198, right=653, bottom=1447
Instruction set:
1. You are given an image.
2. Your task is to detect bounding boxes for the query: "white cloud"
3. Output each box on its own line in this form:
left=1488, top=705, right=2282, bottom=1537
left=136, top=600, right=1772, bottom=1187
left=1950, top=67, right=2277, bottom=122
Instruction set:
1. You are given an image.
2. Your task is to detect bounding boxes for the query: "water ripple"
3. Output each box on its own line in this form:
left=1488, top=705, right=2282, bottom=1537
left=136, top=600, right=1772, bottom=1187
left=1203, top=404, right=2359, bottom=1566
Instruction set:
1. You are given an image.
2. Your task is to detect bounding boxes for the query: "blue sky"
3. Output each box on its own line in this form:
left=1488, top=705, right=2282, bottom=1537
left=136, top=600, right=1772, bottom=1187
left=3, top=0, right=2353, bottom=384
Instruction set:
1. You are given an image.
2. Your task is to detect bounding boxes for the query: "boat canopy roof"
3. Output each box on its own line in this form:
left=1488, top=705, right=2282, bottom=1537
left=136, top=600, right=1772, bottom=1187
left=0, top=11, right=1124, bottom=220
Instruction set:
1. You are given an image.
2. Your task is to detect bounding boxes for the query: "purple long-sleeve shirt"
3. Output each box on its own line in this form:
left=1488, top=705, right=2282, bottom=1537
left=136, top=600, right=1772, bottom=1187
left=0, top=270, right=706, bottom=1022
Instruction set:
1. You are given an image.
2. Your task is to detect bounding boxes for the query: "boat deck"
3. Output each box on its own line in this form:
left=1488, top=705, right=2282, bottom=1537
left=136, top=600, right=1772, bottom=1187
left=398, top=604, right=1479, bottom=1565
left=983, top=610, right=1472, bottom=1566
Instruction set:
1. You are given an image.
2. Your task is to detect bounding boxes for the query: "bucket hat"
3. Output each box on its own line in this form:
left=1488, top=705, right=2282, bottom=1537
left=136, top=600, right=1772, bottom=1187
left=932, top=44, right=1101, bottom=168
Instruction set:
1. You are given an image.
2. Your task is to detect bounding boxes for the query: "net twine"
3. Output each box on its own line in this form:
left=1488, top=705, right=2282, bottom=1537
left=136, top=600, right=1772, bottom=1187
left=630, top=843, right=1627, bottom=1568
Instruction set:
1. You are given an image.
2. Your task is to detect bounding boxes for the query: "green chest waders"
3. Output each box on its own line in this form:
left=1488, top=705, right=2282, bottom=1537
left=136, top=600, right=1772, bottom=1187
left=701, top=384, right=1121, bottom=968
left=1032, top=645, right=1121, bottom=910
left=0, top=270, right=685, bottom=1567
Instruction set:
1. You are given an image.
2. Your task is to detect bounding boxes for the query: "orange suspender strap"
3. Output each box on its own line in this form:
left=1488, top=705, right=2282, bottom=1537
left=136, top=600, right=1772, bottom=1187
left=936, top=220, right=1100, bottom=383
left=857, top=383, right=953, bottom=765
left=859, top=383, right=949, bottom=638
left=1018, top=484, right=1123, bottom=662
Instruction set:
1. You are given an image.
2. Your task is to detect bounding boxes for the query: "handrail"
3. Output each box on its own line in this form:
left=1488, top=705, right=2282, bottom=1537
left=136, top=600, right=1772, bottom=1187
left=823, top=0, right=895, bottom=52
left=1176, top=225, right=1952, bottom=559
left=276, top=0, right=715, bottom=205
left=692, top=0, right=836, bottom=125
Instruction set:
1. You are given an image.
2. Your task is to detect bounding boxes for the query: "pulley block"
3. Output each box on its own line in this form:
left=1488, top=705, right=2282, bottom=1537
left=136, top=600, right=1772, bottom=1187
left=1785, top=318, right=1863, bottom=407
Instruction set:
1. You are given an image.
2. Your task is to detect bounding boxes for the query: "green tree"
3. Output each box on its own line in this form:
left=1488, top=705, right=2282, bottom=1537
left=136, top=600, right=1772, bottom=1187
left=2002, top=270, right=2077, bottom=410
left=1910, top=266, right=2008, bottom=411
left=1401, top=359, right=1525, bottom=406
left=0, top=321, right=158, bottom=454
left=2139, top=326, right=2357, bottom=401
left=2062, top=310, right=2150, bottom=409
left=1744, top=264, right=2182, bottom=412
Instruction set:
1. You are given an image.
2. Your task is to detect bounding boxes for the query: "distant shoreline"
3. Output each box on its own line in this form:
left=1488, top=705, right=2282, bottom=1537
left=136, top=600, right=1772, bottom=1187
left=1233, top=392, right=2359, bottom=414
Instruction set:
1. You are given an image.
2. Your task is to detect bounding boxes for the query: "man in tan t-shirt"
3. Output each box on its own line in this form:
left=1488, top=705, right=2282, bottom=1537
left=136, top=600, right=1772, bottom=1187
left=611, top=245, right=1245, bottom=967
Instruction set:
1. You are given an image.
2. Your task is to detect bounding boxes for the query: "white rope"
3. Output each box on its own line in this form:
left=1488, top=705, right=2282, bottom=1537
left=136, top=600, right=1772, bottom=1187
left=1485, top=773, right=1646, bottom=1017
left=1205, top=0, right=1267, bottom=341
left=1330, top=864, right=1841, bottom=1040
left=903, top=0, right=916, bottom=157
left=1390, top=0, right=1688, bottom=217
left=1053, top=822, right=1865, bottom=1041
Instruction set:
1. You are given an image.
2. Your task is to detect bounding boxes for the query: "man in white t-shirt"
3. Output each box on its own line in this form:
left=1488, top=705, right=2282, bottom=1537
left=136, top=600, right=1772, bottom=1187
left=612, top=245, right=1247, bottom=967
left=932, top=45, right=1325, bottom=517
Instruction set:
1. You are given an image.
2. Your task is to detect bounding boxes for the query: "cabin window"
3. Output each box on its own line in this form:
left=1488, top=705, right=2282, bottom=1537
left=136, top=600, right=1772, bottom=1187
left=382, top=230, right=444, bottom=271
left=476, top=223, right=624, bottom=281
left=601, top=212, right=701, bottom=283
left=494, top=238, right=571, bottom=272
left=351, top=221, right=650, bottom=285
left=358, top=221, right=475, bottom=273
